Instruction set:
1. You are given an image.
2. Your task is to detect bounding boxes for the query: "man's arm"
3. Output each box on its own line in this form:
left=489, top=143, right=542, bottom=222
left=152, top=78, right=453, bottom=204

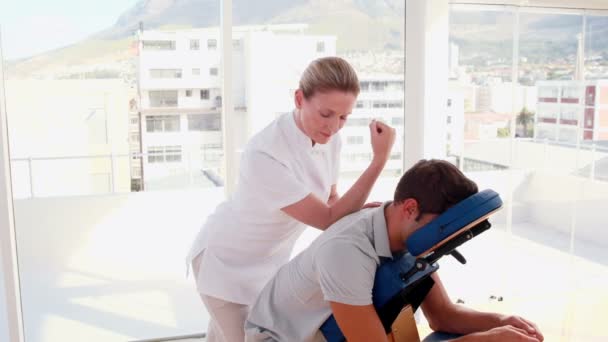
left=330, top=302, right=387, bottom=342
left=421, top=273, right=543, bottom=341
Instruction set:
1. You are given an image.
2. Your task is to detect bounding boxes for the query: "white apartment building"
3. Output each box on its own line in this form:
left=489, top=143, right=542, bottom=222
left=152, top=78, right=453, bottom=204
left=339, top=74, right=405, bottom=175
left=536, top=80, right=608, bottom=144
left=137, top=25, right=335, bottom=190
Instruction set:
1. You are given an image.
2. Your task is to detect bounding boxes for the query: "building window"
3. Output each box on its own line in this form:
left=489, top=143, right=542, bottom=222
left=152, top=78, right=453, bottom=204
left=538, top=86, right=559, bottom=100
left=233, top=39, right=241, bottom=49
left=130, top=117, right=139, bottom=125
left=200, top=89, right=210, bottom=100
left=142, top=40, right=175, bottom=51
left=345, top=118, right=370, bottom=127
left=146, top=115, right=180, bottom=132
left=186, top=90, right=192, bottom=97
left=190, top=39, right=200, bottom=50
left=192, top=68, right=200, bottom=76
left=148, top=146, right=164, bottom=163
left=165, top=145, right=182, bottom=162
left=210, top=67, right=218, bottom=76
left=147, top=146, right=182, bottom=163
left=447, top=116, right=452, bottom=124
left=208, top=39, right=217, bottom=50
left=360, top=82, right=370, bottom=92
left=560, top=107, right=579, bottom=124
left=130, top=132, right=139, bottom=143
left=388, top=100, right=403, bottom=108
left=371, top=81, right=388, bottom=92
left=150, top=69, right=182, bottom=79
left=347, top=136, right=364, bottom=145
left=316, top=41, right=325, bottom=52
left=447, top=99, right=452, bottom=107
left=356, top=101, right=366, bottom=108
left=373, top=101, right=388, bottom=109
left=149, top=90, right=178, bottom=107
left=392, top=117, right=404, bottom=126
left=188, top=113, right=222, bottom=131
left=561, top=86, right=581, bottom=101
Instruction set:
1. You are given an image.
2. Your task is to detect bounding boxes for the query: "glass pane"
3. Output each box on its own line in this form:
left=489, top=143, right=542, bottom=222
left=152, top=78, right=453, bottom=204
left=2, top=0, right=222, bottom=340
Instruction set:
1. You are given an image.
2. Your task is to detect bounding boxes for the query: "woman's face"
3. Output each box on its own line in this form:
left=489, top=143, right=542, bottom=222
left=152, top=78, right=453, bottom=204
left=294, top=89, right=356, bottom=145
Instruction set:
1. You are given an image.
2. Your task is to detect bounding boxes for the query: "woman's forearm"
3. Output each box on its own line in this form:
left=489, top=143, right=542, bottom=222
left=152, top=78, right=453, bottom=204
left=328, top=158, right=386, bottom=223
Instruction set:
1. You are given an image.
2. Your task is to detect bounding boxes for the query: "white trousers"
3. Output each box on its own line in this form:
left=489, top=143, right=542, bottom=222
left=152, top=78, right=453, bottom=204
left=192, top=252, right=249, bottom=342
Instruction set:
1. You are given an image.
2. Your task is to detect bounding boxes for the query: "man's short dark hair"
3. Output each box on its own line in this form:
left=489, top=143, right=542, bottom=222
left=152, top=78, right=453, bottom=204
left=393, top=159, right=478, bottom=220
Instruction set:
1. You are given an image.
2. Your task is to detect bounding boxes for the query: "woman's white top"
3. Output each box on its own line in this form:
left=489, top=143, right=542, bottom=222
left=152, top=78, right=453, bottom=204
left=187, top=111, right=342, bottom=305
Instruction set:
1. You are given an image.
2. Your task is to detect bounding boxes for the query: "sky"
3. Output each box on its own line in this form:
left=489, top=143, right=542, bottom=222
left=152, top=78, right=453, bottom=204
left=0, top=0, right=140, bottom=60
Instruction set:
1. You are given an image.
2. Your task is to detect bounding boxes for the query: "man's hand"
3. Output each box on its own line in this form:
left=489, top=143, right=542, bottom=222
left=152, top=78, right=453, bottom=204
left=498, top=315, right=544, bottom=341
left=457, top=325, right=541, bottom=342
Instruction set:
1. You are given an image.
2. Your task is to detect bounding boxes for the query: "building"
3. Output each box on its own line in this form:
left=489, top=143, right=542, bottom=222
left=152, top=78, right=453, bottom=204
left=339, top=74, right=404, bottom=175
left=535, top=80, right=608, bottom=144
left=137, top=25, right=335, bottom=190
left=5, top=79, right=132, bottom=198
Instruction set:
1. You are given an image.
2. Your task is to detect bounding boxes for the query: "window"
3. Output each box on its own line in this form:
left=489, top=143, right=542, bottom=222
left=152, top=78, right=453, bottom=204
left=145, top=115, right=180, bottom=132
left=373, top=101, right=388, bottom=108
left=560, top=107, right=579, bottom=124
left=130, top=132, right=140, bottom=143
left=345, top=118, right=369, bottom=127
left=186, top=90, right=192, bottom=97
left=207, top=39, right=217, bottom=50
left=200, top=89, right=210, bottom=100
left=147, top=146, right=182, bottom=163
left=538, top=86, right=559, bottom=100
left=360, top=82, right=370, bottom=92
left=558, top=128, right=577, bottom=143
left=371, top=81, right=388, bottom=91
left=537, top=104, right=558, bottom=121
left=188, top=113, right=222, bottom=131
left=165, top=145, right=182, bottom=162
left=149, top=69, right=182, bottom=79
left=142, top=40, right=175, bottom=50
left=149, top=90, right=178, bottom=107
left=233, top=39, right=241, bottom=49
left=210, top=67, right=218, bottom=76
left=356, top=101, right=366, bottom=108
left=316, top=41, right=325, bottom=52
left=192, top=68, right=200, bottom=76
left=388, top=100, right=403, bottom=108
left=190, top=39, right=200, bottom=50
left=148, top=146, right=164, bottom=163
left=561, top=86, right=581, bottom=101
left=346, top=136, right=364, bottom=145
left=130, top=117, right=139, bottom=125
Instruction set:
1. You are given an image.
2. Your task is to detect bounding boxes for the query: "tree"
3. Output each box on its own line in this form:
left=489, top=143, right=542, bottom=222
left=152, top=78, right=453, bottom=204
left=517, top=107, right=535, bottom=138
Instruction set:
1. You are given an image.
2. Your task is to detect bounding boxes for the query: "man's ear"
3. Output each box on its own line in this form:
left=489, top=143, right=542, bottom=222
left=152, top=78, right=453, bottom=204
left=294, top=89, right=304, bottom=109
left=401, top=198, right=419, bottom=219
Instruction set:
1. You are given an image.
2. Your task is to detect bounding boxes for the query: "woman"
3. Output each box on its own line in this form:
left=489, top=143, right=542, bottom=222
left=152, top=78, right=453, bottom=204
left=188, top=57, right=396, bottom=341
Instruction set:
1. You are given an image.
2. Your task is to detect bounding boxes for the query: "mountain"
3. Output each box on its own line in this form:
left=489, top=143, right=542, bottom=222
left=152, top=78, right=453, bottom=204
left=6, top=0, right=404, bottom=79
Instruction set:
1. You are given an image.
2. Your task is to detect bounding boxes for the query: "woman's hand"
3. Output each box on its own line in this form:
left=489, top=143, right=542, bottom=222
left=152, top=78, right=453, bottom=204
left=362, top=201, right=382, bottom=209
left=369, top=120, right=396, bottom=166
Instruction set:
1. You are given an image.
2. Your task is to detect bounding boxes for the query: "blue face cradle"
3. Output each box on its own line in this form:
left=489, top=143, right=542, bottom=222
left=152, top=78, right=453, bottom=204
left=321, top=189, right=503, bottom=341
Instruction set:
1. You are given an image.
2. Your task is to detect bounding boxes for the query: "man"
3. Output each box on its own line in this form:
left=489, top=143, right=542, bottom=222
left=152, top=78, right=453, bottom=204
left=245, top=159, right=544, bottom=342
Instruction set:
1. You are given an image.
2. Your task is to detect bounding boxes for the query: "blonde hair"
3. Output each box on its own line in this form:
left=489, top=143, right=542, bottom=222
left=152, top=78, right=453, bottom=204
left=299, top=57, right=360, bottom=99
